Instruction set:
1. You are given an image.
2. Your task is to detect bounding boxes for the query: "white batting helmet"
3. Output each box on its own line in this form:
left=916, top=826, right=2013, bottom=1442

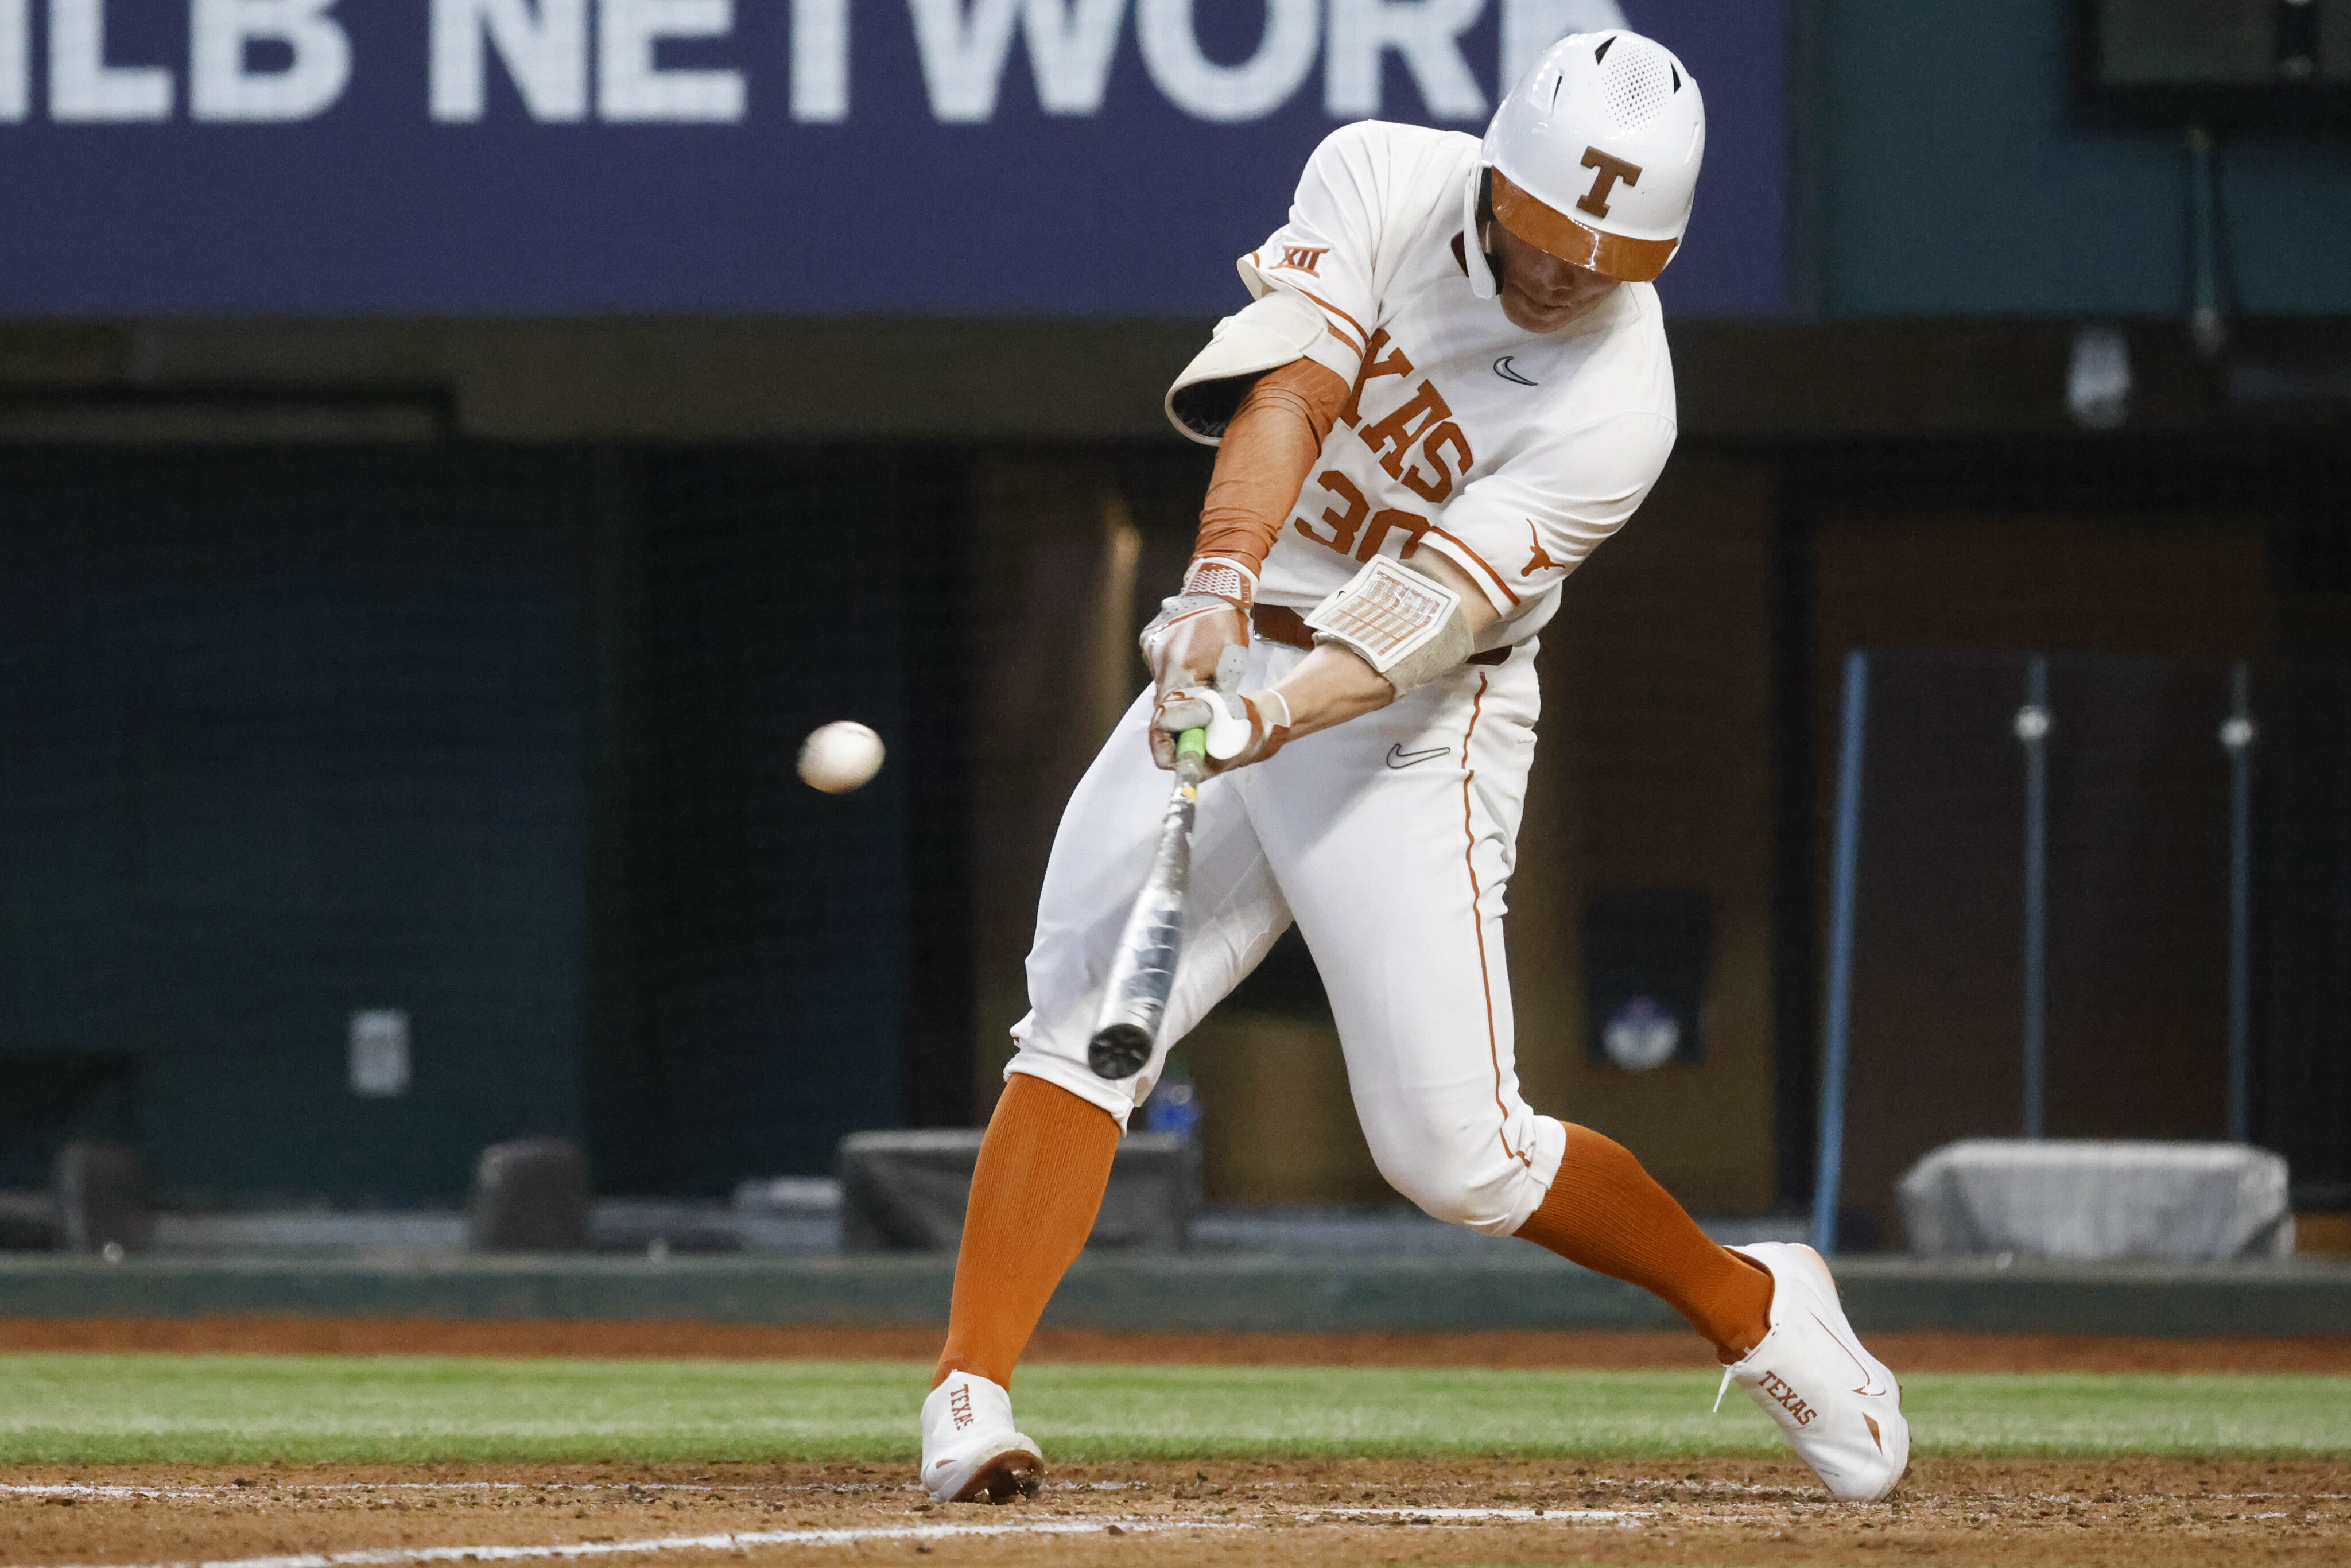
left=1464, top=29, right=1705, bottom=293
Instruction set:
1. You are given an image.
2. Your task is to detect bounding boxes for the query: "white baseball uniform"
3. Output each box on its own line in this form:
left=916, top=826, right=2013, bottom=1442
left=1005, top=120, right=1679, bottom=1237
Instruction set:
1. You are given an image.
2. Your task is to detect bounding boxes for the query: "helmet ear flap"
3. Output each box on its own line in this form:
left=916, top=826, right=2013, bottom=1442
left=1463, top=164, right=1500, bottom=301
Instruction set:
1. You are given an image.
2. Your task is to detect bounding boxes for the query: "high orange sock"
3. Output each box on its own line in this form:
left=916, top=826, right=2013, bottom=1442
left=1515, top=1124, right=1774, bottom=1361
left=932, top=1074, right=1122, bottom=1391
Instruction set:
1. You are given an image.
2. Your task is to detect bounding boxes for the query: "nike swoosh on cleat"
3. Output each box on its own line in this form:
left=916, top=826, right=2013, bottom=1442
left=1810, top=1309, right=1891, bottom=1397
left=1386, top=744, right=1450, bottom=770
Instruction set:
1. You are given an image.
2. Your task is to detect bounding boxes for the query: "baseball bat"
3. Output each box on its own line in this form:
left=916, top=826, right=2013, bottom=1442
left=1086, top=725, right=1207, bottom=1080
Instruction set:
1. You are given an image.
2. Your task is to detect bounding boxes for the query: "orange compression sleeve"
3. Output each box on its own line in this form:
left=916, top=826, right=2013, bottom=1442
left=1515, top=1124, right=1776, bottom=1363
left=1191, top=357, right=1350, bottom=576
left=931, top=1075, right=1122, bottom=1390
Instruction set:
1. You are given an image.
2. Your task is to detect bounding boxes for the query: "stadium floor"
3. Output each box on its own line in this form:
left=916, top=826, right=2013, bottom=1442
left=6, top=1325, right=2346, bottom=1565
left=5, top=1457, right=2347, bottom=1567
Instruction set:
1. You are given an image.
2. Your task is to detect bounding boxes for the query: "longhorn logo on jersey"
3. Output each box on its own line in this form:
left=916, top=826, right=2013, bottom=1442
left=1522, top=522, right=1562, bottom=577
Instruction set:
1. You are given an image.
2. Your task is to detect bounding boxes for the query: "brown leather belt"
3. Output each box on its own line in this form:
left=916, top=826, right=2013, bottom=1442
left=1252, top=604, right=1511, bottom=666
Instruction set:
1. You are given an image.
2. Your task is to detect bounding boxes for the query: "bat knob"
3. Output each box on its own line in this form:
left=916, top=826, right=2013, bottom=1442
left=1087, top=1024, right=1153, bottom=1080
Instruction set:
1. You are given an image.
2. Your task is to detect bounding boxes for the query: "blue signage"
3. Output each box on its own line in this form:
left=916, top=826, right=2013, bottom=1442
left=0, top=0, right=1783, bottom=316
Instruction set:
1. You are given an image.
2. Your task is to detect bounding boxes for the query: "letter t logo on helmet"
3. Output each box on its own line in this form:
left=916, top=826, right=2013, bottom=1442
left=1462, top=30, right=1706, bottom=299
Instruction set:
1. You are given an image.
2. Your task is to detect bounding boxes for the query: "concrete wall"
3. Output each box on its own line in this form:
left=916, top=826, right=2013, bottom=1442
left=1813, top=0, right=2351, bottom=316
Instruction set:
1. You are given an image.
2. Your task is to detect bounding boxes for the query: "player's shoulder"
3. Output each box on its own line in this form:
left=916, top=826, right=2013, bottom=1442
left=1312, top=119, right=1476, bottom=162
left=1517, top=283, right=1677, bottom=436
left=1620, top=281, right=1672, bottom=358
left=1298, top=122, right=1478, bottom=261
left=1303, top=121, right=1479, bottom=196
left=1586, top=284, right=1675, bottom=410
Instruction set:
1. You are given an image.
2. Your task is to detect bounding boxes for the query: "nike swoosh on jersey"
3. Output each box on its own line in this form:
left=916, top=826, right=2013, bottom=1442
left=1386, top=744, right=1451, bottom=770
left=1493, top=355, right=1538, bottom=386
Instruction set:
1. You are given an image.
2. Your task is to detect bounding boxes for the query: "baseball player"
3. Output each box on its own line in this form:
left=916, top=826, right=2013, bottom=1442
left=920, top=29, right=1908, bottom=1505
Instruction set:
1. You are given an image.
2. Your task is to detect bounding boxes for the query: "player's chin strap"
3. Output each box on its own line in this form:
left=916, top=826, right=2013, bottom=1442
left=1462, top=165, right=1503, bottom=301
left=1305, top=556, right=1476, bottom=696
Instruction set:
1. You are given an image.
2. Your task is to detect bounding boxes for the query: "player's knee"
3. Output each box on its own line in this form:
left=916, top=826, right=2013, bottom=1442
left=1364, top=1119, right=1526, bottom=1236
left=1386, top=1169, right=1487, bottom=1230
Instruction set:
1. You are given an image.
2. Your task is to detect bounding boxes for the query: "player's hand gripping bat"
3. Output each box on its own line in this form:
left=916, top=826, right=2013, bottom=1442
left=1086, top=647, right=1247, bottom=1080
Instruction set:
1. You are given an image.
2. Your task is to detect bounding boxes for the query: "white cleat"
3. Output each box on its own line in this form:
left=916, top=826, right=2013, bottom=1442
left=1719, top=1242, right=1909, bottom=1501
left=919, top=1370, right=1045, bottom=1504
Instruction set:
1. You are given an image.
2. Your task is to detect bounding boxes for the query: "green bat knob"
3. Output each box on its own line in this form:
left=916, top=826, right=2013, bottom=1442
left=1175, top=725, right=1208, bottom=784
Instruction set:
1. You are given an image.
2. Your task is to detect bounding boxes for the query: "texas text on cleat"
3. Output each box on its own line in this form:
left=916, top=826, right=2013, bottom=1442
left=1717, top=1242, right=1909, bottom=1501
left=918, top=1370, right=1045, bottom=1504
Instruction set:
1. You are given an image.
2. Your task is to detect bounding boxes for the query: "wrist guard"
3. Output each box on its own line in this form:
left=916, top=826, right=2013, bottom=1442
left=1138, top=557, right=1257, bottom=665
left=1304, top=556, right=1474, bottom=696
left=1181, top=555, right=1258, bottom=608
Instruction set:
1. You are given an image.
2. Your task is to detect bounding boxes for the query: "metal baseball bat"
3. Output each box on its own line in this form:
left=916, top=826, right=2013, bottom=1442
left=1085, top=725, right=1208, bottom=1080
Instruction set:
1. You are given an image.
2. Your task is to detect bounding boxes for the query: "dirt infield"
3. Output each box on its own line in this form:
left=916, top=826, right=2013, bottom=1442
left=3, top=1314, right=2349, bottom=1372
left=3, top=1458, right=2346, bottom=1567
left=9, top=1318, right=2345, bottom=1563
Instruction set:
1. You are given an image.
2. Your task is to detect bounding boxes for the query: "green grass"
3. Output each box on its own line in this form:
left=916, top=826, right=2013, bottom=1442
left=0, top=1354, right=2343, bottom=1465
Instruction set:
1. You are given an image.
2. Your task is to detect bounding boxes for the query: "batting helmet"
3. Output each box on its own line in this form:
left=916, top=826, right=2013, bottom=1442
left=1464, top=29, right=1705, bottom=294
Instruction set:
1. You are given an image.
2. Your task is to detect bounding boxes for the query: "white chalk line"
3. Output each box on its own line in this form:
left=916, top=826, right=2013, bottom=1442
left=5, top=1507, right=1650, bottom=1568
left=1306, top=1507, right=1642, bottom=1524
left=0, top=1487, right=828, bottom=1503
left=12, top=1478, right=2334, bottom=1508
left=0, top=1482, right=1151, bottom=1503
left=2, top=1495, right=762, bottom=1504
left=11, top=1521, right=1186, bottom=1568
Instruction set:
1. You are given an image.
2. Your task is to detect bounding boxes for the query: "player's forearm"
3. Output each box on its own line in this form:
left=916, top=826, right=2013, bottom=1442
left=1258, top=552, right=1500, bottom=742
left=1192, top=359, right=1350, bottom=573
left=1256, top=644, right=1394, bottom=740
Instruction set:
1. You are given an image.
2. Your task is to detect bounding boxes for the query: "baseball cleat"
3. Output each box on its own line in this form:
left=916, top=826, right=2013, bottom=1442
left=1717, top=1242, right=1909, bottom=1501
left=918, top=1371, right=1045, bottom=1504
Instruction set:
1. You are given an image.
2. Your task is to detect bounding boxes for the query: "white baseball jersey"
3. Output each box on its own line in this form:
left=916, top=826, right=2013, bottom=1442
left=1239, top=120, right=1677, bottom=650
left=1002, top=120, right=1683, bottom=1241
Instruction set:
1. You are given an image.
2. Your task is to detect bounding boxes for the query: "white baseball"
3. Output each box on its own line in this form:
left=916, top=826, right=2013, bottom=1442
left=797, top=721, right=886, bottom=794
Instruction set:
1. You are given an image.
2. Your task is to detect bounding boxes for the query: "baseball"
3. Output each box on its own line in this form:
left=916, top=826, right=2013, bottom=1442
left=797, top=721, right=885, bottom=794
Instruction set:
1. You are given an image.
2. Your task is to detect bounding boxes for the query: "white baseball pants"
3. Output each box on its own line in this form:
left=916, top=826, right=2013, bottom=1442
left=1006, top=635, right=1567, bottom=1237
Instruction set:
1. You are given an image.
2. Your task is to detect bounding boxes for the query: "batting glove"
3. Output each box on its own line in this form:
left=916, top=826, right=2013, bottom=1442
left=1158, top=686, right=1291, bottom=776
left=1139, top=557, right=1256, bottom=770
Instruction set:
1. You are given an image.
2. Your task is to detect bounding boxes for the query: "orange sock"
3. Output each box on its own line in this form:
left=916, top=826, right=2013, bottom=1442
left=1515, top=1124, right=1774, bottom=1361
left=932, top=1075, right=1122, bottom=1390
